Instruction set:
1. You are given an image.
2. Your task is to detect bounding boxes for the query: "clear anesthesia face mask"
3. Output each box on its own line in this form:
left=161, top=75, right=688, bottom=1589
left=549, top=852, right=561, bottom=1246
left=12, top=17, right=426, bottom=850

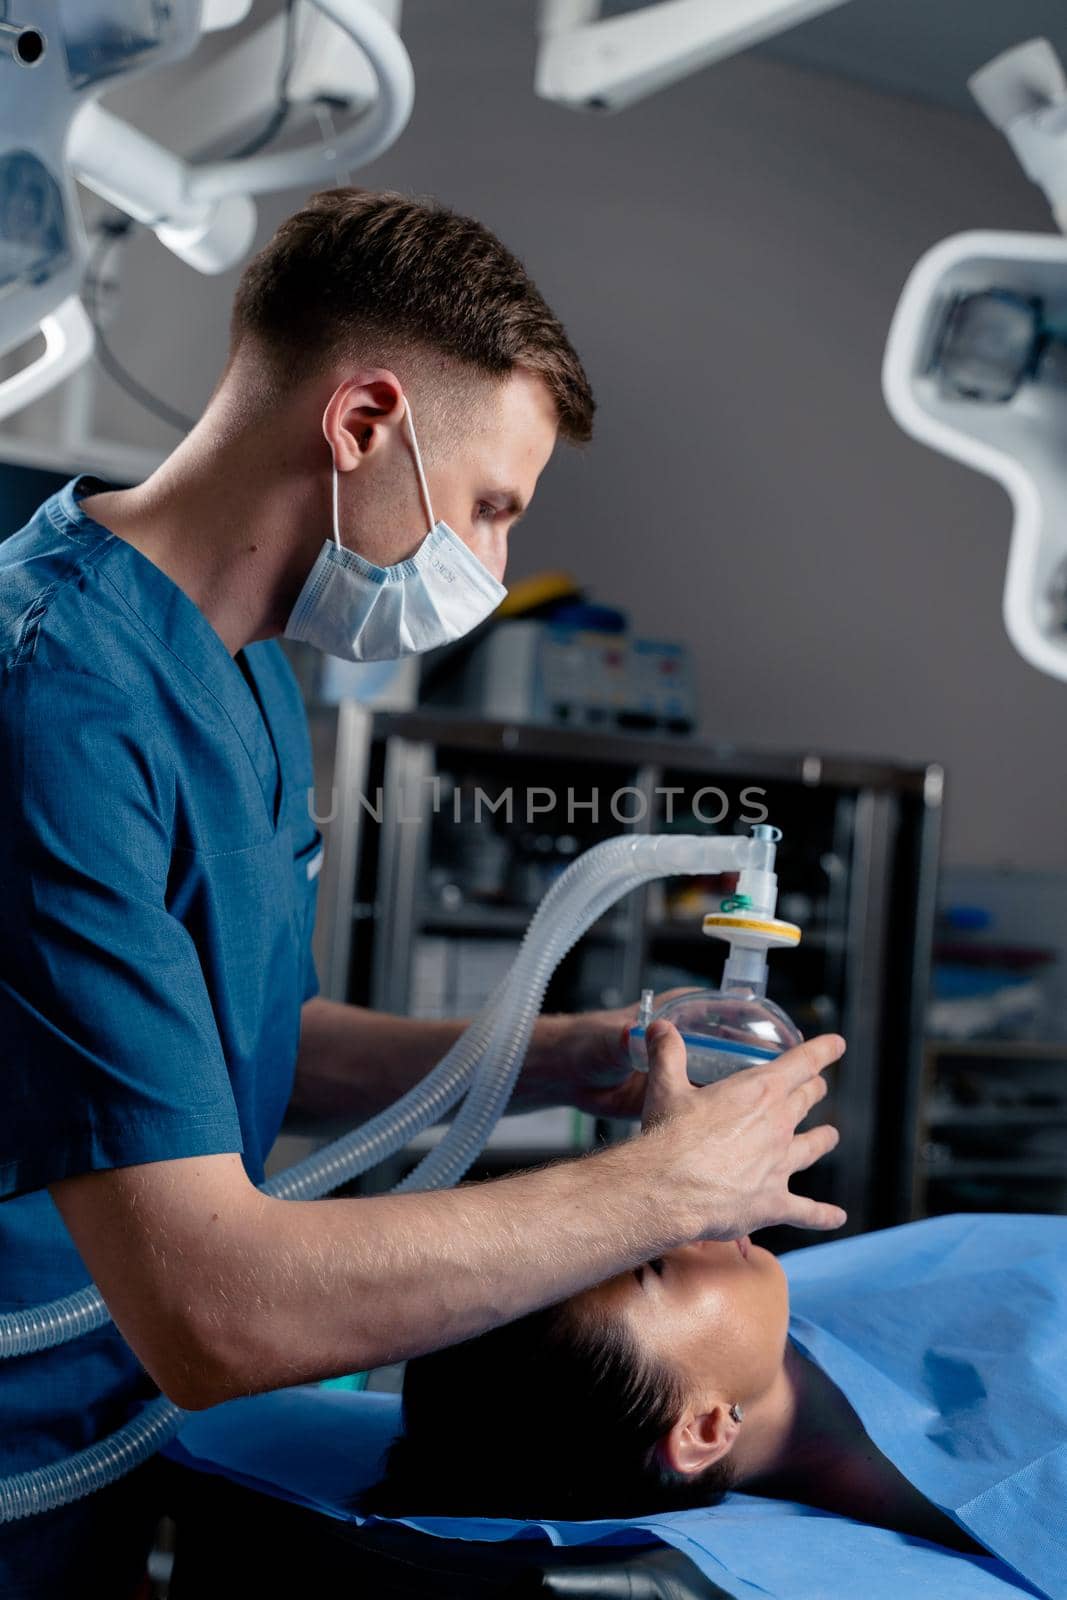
left=629, top=986, right=802, bottom=1085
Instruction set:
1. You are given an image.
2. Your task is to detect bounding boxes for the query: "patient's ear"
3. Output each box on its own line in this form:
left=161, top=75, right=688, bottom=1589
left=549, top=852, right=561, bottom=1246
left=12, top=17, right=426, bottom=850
left=660, top=1403, right=738, bottom=1478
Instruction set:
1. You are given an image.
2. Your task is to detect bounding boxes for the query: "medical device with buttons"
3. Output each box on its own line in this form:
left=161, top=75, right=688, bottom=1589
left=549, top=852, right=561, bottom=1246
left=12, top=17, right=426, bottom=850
left=430, top=618, right=698, bottom=734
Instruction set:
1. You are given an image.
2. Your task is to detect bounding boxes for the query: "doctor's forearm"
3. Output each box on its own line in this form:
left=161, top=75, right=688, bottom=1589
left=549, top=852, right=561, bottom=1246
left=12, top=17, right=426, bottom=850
left=291, top=996, right=573, bottom=1124
left=52, top=1140, right=693, bottom=1412
left=51, top=1035, right=843, bottom=1411
left=203, top=1142, right=679, bottom=1402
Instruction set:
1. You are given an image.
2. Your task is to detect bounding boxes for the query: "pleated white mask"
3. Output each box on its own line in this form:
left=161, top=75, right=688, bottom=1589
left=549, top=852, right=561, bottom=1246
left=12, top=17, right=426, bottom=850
left=285, top=404, right=506, bottom=661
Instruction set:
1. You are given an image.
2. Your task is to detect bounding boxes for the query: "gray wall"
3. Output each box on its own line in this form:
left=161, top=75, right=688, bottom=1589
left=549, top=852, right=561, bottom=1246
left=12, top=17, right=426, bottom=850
left=78, top=0, right=1067, bottom=868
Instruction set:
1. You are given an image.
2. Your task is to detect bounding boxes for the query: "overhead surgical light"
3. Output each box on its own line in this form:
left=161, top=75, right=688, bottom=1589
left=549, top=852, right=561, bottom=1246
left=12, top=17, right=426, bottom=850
left=0, top=0, right=413, bottom=425
left=535, top=0, right=850, bottom=113
left=883, top=38, right=1067, bottom=685
left=2, top=0, right=858, bottom=445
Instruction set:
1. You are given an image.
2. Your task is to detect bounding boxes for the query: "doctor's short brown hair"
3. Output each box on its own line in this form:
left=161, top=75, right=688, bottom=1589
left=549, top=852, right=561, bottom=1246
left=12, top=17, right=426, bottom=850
left=229, top=187, right=595, bottom=443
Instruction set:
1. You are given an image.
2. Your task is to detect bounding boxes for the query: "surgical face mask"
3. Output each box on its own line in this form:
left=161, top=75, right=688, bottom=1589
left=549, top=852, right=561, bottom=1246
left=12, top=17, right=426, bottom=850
left=285, top=405, right=507, bottom=661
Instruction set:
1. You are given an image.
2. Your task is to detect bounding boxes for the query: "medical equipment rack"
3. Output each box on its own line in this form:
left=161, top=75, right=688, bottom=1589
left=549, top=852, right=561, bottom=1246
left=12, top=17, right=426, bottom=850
left=914, top=1037, right=1067, bottom=1218
left=300, top=706, right=942, bottom=1238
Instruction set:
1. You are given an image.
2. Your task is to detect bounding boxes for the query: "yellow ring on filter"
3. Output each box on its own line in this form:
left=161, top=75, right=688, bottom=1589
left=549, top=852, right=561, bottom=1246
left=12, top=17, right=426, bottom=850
left=702, top=914, right=802, bottom=945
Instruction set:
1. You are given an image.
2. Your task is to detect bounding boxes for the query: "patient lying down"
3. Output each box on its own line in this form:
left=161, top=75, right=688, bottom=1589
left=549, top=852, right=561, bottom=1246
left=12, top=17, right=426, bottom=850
left=361, top=1231, right=978, bottom=1554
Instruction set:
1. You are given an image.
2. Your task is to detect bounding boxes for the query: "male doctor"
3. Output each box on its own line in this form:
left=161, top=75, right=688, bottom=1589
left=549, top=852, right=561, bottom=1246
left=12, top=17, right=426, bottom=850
left=0, top=188, right=845, bottom=1595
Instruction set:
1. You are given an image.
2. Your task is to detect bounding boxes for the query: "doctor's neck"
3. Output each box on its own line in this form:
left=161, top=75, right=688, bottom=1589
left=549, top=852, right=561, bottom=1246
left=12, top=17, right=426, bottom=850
left=80, top=367, right=355, bottom=656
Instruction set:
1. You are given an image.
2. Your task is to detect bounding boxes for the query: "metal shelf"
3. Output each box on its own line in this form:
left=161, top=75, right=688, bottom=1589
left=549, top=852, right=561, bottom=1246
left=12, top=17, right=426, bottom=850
left=925, top=1039, right=1067, bottom=1059
left=927, top=1104, right=1067, bottom=1127
left=925, top=1160, right=1067, bottom=1179
left=914, top=1037, right=1067, bottom=1218
left=363, top=708, right=938, bottom=795
left=309, top=704, right=941, bottom=1230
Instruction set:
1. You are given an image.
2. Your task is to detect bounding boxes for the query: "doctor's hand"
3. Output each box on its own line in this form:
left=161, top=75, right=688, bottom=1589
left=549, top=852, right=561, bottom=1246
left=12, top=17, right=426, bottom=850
left=524, top=990, right=695, bottom=1119
left=639, top=1019, right=847, bottom=1236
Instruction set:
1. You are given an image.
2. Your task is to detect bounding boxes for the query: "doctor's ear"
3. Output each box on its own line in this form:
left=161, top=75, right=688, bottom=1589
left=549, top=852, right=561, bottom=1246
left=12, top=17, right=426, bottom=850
left=321, top=371, right=406, bottom=470
left=660, top=1401, right=740, bottom=1479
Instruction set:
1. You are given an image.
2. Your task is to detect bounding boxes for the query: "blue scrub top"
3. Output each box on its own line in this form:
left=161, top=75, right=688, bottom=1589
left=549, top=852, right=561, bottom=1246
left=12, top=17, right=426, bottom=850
left=0, top=477, right=322, bottom=1594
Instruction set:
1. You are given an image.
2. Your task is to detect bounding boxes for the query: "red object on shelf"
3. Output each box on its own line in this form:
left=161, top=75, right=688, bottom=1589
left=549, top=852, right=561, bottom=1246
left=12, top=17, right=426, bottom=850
left=933, top=943, right=1056, bottom=969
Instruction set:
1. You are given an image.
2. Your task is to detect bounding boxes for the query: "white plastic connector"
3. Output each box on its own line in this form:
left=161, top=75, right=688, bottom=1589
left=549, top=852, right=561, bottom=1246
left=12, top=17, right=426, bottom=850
left=735, top=866, right=777, bottom=917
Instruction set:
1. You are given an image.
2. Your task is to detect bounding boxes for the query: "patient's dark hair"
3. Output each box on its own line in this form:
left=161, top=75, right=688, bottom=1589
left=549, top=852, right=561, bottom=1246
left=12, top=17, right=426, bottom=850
left=359, top=1296, right=735, bottom=1521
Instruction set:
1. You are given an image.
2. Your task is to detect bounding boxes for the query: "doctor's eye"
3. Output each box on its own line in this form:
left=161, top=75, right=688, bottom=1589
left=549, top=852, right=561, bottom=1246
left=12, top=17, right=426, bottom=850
left=475, top=501, right=498, bottom=521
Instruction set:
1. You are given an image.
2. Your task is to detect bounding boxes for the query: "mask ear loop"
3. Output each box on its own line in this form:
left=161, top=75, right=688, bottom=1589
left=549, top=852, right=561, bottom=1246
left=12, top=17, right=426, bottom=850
left=322, top=407, right=344, bottom=551
left=404, top=402, right=437, bottom=531
left=330, top=455, right=342, bottom=550
left=326, top=401, right=435, bottom=551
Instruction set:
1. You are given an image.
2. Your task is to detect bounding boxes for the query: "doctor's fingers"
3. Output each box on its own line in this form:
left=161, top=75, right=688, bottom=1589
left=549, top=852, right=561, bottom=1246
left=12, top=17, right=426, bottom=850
left=788, top=1121, right=840, bottom=1175
left=642, top=1020, right=690, bottom=1128
left=768, top=1034, right=846, bottom=1096
left=786, top=1070, right=830, bottom=1128
left=780, top=1191, right=848, bottom=1233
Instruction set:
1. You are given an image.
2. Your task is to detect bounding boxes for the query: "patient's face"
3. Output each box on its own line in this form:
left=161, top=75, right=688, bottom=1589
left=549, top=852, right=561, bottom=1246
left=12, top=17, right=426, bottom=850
left=584, top=1239, right=790, bottom=1407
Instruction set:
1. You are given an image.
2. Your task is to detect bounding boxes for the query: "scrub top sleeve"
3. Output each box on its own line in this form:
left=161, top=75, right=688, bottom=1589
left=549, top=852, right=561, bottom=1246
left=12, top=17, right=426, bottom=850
left=0, top=669, right=243, bottom=1201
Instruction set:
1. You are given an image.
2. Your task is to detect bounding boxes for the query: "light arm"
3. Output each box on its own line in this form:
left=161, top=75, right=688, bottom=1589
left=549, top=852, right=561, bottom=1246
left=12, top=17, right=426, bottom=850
left=969, top=38, right=1067, bottom=231
left=536, top=0, right=852, bottom=113
left=0, top=0, right=413, bottom=424
left=66, top=0, right=413, bottom=273
left=0, top=295, right=94, bottom=419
